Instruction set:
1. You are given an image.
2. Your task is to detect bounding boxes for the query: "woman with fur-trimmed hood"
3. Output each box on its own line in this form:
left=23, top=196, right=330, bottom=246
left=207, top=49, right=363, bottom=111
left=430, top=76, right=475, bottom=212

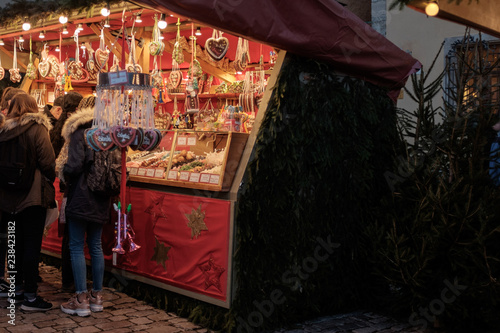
left=56, top=96, right=119, bottom=317
left=0, top=93, right=56, bottom=312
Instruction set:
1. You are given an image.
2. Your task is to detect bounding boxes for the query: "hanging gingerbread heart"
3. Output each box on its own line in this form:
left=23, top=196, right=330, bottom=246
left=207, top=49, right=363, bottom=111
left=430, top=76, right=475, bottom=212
left=126, top=63, right=142, bottom=73
left=68, top=61, right=88, bottom=81
left=92, top=128, right=115, bottom=151
left=205, top=30, right=229, bottom=61
left=129, top=127, right=144, bottom=151
left=111, top=126, right=137, bottom=148
left=138, top=129, right=158, bottom=151
left=0, top=67, right=4, bottom=80
left=46, top=55, right=60, bottom=79
left=85, top=128, right=101, bottom=151
left=169, top=70, right=182, bottom=89
left=38, top=61, right=50, bottom=77
left=95, top=48, right=109, bottom=71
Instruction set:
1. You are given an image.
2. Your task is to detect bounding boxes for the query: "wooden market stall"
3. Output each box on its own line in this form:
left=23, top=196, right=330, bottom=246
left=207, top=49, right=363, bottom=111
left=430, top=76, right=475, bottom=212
left=0, top=0, right=421, bottom=310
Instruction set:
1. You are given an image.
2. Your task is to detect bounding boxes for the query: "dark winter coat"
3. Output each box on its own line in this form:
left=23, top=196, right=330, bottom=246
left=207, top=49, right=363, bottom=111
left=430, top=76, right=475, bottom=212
left=0, top=112, right=56, bottom=214
left=59, top=107, right=119, bottom=224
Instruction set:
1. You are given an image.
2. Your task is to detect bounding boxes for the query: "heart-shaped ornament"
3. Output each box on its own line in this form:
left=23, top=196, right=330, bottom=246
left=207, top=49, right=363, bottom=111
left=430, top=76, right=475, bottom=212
left=38, top=61, right=50, bottom=78
left=149, top=42, right=161, bottom=56
left=95, top=48, right=109, bottom=71
left=138, top=129, right=158, bottom=151
left=0, top=67, right=5, bottom=80
left=129, top=128, right=144, bottom=151
left=205, top=37, right=229, bottom=61
left=169, top=70, right=182, bottom=88
left=126, top=63, right=142, bottom=73
left=92, top=128, right=115, bottom=151
left=111, top=126, right=137, bottom=148
left=85, top=128, right=100, bottom=151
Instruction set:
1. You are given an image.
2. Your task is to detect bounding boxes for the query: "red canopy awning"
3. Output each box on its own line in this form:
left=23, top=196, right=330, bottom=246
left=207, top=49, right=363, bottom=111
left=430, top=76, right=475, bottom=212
left=133, top=0, right=421, bottom=101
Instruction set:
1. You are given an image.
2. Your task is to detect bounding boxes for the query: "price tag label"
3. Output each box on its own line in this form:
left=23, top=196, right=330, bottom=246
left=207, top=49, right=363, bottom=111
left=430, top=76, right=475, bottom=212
left=146, top=168, right=156, bottom=177
left=137, top=168, right=147, bottom=176
left=167, top=170, right=177, bottom=180
left=179, top=171, right=190, bottom=181
left=177, top=136, right=187, bottom=146
left=154, top=168, right=164, bottom=178
left=187, top=136, right=197, bottom=146
left=189, top=172, right=200, bottom=183
left=200, top=174, right=210, bottom=183
left=129, top=167, right=138, bottom=176
left=108, top=70, right=128, bottom=86
left=209, top=174, right=220, bottom=184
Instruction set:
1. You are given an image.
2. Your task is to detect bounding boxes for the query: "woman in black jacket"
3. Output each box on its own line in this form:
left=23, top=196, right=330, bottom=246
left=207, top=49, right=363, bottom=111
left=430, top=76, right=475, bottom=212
left=58, top=96, right=120, bottom=317
left=0, top=93, right=55, bottom=311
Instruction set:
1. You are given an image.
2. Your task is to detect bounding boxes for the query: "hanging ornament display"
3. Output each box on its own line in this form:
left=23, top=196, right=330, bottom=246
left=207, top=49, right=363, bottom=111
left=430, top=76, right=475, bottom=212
left=205, top=30, right=229, bottom=61
left=234, top=37, right=250, bottom=72
left=9, top=39, right=21, bottom=83
left=173, top=18, right=184, bottom=64
left=26, top=36, right=37, bottom=80
left=87, top=71, right=157, bottom=152
left=149, top=14, right=164, bottom=56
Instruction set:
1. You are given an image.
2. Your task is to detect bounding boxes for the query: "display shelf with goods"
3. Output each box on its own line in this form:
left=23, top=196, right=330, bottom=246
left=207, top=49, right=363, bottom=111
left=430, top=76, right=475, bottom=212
left=127, top=130, right=249, bottom=191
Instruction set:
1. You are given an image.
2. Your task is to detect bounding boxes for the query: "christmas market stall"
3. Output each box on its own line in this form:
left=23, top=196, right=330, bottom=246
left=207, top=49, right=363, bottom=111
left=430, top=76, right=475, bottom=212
left=0, top=0, right=420, bottom=329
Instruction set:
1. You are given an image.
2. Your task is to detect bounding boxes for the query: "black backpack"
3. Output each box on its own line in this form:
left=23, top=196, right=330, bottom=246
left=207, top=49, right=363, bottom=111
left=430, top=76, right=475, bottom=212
left=86, top=149, right=122, bottom=197
left=0, top=131, right=36, bottom=191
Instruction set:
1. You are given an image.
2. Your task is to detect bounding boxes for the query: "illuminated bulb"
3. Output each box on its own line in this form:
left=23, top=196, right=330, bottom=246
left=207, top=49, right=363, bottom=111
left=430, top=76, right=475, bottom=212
left=159, top=35, right=164, bottom=40
left=18, top=36, right=24, bottom=42
left=425, top=1, right=439, bottom=16
left=101, top=7, right=110, bottom=16
left=81, top=42, right=86, bottom=49
left=158, top=14, right=167, bottom=29
left=0, top=39, right=4, bottom=46
left=195, top=27, right=201, bottom=36
left=135, top=14, right=142, bottom=23
left=22, top=19, right=30, bottom=31
left=62, top=26, right=68, bottom=35
left=76, top=23, right=83, bottom=32
left=39, top=31, right=45, bottom=39
left=104, top=17, right=110, bottom=28
left=59, top=15, right=68, bottom=24
left=55, top=46, right=60, bottom=52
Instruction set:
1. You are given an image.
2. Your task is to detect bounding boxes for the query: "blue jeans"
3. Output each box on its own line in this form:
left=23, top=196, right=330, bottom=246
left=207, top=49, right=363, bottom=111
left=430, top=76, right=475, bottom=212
left=67, top=218, right=104, bottom=293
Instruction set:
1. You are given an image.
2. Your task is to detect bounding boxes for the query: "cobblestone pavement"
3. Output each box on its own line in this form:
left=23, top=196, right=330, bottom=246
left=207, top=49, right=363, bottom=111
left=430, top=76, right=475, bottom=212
left=0, top=263, right=436, bottom=333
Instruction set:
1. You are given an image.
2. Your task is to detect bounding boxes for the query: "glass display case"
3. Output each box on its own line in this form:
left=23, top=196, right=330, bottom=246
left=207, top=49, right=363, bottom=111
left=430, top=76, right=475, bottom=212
left=127, top=130, right=249, bottom=191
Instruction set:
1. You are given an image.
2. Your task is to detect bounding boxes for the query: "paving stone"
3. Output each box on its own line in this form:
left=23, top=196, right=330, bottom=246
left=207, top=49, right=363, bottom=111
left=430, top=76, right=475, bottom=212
left=73, top=326, right=103, bottom=333
left=95, top=320, right=134, bottom=330
left=130, top=317, right=153, bottom=325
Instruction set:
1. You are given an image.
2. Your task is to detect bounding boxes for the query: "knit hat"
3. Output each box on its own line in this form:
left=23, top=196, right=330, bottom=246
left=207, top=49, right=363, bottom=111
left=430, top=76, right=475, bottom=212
left=62, top=92, right=83, bottom=114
